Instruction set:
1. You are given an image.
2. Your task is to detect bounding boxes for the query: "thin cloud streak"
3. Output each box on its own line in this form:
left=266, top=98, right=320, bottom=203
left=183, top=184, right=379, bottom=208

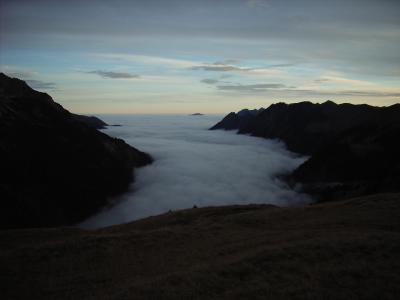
left=191, top=65, right=252, bottom=72
left=201, top=78, right=219, bottom=84
left=217, top=83, right=288, bottom=91
left=191, top=61, right=285, bottom=75
left=86, top=70, right=140, bottom=79
left=25, top=79, right=57, bottom=90
left=214, top=82, right=400, bottom=97
left=96, top=53, right=197, bottom=69
left=213, top=59, right=240, bottom=65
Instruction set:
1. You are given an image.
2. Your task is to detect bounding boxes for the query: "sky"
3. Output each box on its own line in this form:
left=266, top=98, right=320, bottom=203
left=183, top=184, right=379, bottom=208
left=1, top=0, right=399, bottom=114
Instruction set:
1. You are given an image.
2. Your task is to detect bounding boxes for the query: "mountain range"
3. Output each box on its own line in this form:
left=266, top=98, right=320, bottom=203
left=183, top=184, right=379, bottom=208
left=211, top=101, right=400, bottom=201
left=0, top=73, right=152, bottom=229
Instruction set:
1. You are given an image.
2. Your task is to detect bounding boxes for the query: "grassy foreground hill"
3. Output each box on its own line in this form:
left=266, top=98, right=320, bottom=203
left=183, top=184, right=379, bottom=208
left=1, top=193, right=399, bottom=300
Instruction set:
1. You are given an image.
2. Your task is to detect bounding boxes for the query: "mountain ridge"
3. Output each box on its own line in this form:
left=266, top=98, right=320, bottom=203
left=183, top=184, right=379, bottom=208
left=211, top=101, right=400, bottom=201
left=0, top=73, right=152, bottom=229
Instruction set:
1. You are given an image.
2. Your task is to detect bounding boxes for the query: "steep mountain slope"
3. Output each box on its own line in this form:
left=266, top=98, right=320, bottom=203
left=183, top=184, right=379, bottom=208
left=291, top=120, right=400, bottom=201
left=1, top=193, right=399, bottom=300
left=210, top=108, right=262, bottom=131
left=211, top=101, right=400, bottom=155
left=0, top=73, right=152, bottom=228
left=211, top=101, right=400, bottom=200
left=72, top=113, right=108, bottom=129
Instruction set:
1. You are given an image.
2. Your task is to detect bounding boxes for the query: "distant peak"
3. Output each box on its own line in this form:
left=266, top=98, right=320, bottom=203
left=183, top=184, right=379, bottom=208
left=237, top=108, right=260, bottom=117
left=0, top=72, right=35, bottom=95
left=322, top=100, right=337, bottom=106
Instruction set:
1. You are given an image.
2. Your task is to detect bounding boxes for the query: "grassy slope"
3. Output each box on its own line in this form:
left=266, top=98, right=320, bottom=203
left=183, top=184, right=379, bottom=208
left=1, top=193, right=400, bottom=300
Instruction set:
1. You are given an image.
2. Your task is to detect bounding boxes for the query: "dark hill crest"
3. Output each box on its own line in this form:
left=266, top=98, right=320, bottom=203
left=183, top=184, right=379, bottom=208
left=0, top=73, right=152, bottom=229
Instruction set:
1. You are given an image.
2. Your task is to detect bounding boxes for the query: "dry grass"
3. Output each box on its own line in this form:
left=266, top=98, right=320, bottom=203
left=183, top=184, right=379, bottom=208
left=1, top=194, right=400, bottom=299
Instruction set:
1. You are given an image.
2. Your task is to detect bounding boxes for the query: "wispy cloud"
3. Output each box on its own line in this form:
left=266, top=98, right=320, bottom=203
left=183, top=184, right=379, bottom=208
left=6, top=70, right=37, bottom=78
left=25, top=80, right=56, bottom=90
left=86, top=70, right=140, bottom=79
left=213, top=80, right=400, bottom=98
left=201, top=78, right=220, bottom=84
left=314, top=78, right=330, bottom=84
left=191, top=59, right=253, bottom=72
left=328, top=90, right=400, bottom=97
left=0, top=66, right=39, bottom=79
left=217, top=83, right=288, bottom=91
left=191, top=60, right=285, bottom=76
left=246, top=0, right=270, bottom=9
left=95, top=53, right=197, bottom=69
left=313, top=75, right=376, bottom=87
left=269, top=63, right=295, bottom=68
left=213, top=59, right=240, bottom=65
left=191, top=64, right=252, bottom=72
left=0, top=67, right=56, bottom=90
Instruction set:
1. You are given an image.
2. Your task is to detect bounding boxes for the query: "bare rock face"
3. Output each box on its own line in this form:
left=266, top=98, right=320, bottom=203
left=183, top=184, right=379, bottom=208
left=211, top=101, right=400, bottom=200
left=0, top=73, right=152, bottom=229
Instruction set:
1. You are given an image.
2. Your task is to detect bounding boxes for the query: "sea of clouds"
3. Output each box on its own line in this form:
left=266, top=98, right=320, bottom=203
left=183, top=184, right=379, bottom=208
left=81, top=114, right=310, bottom=228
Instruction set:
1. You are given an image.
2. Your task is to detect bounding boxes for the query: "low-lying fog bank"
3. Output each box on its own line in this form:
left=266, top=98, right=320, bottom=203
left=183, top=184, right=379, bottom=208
left=81, top=115, right=310, bottom=228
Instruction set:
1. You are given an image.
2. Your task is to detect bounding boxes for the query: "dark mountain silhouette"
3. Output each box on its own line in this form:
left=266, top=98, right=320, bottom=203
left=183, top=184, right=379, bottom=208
left=72, top=113, right=108, bottom=129
left=211, top=101, right=400, bottom=200
left=291, top=118, right=400, bottom=201
left=211, top=108, right=263, bottom=131
left=0, top=73, right=152, bottom=229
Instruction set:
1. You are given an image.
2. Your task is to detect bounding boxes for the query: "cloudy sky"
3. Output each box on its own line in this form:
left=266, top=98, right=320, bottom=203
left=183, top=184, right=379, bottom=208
left=1, top=0, right=399, bottom=114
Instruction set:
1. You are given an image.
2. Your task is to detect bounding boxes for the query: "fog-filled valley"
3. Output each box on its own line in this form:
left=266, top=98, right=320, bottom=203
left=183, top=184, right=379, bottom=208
left=81, top=115, right=310, bottom=228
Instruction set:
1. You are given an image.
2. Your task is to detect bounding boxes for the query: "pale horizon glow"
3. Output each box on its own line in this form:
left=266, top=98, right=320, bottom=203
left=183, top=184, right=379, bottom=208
left=1, top=0, right=399, bottom=114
